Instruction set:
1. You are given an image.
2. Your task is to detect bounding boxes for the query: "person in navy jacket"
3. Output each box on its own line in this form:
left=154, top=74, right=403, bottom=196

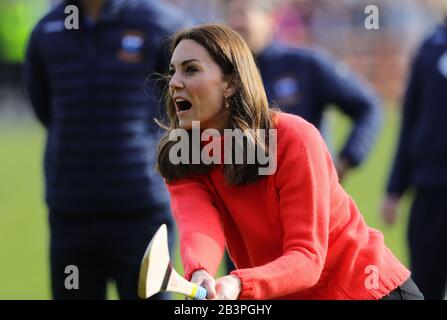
left=226, top=0, right=382, bottom=181
left=382, top=19, right=447, bottom=300
left=24, top=0, right=188, bottom=299
left=224, top=0, right=382, bottom=272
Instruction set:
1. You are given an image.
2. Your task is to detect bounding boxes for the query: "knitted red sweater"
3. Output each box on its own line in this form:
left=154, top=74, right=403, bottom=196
left=167, top=112, right=410, bottom=300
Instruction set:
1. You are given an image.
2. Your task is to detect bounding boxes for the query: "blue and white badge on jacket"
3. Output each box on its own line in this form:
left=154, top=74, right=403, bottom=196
left=118, top=30, right=145, bottom=63
left=438, top=51, right=447, bottom=79
left=273, top=76, right=301, bottom=107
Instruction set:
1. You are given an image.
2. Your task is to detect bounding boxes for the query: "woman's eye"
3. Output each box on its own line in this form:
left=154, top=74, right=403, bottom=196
left=168, top=69, right=175, bottom=76
left=185, top=66, right=198, bottom=74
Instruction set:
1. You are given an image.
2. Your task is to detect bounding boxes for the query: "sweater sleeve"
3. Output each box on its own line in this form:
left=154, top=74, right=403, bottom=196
left=231, top=119, right=334, bottom=299
left=167, top=175, right=226, bottom=281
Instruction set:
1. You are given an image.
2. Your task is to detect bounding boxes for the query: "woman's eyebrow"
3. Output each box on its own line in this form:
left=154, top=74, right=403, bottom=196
left=169, top=59, right=200, bottom=68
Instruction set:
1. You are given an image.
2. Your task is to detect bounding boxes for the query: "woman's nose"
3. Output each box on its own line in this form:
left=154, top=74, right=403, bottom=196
left=169, top=72, right=184, bottom=90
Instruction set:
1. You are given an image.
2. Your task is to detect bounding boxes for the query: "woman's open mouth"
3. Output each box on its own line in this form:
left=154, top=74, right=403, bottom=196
left=174, top=97, right=192, bottom=115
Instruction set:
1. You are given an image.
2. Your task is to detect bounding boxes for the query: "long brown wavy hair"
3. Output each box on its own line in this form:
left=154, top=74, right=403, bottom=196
left=156, top=24, right=277, bottom=185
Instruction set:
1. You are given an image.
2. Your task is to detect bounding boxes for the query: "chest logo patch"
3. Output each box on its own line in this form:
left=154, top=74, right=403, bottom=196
left=273, top=76, right=301, bottom=107
left=118, top=30, right=145, bottom=63
left=437, top=51, right=447, bottom=79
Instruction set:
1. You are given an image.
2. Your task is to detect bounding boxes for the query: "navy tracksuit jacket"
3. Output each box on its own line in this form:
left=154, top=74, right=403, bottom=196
left=387, top=23, right=447, bottom=195
left=257, top=43, right=382, bottom=167
left=24, top=0, right=185, bottom=216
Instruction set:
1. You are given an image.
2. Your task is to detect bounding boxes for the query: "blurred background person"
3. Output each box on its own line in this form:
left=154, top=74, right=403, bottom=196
left=223, top=0, right=382, bottom=273
left=226, top=0, right=382, bottom=185
left=381, top=6, right=447, bottom=300
left=24, top=0, right=189, bottom=300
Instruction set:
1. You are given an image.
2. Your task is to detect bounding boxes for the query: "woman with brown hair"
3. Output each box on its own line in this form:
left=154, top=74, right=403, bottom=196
left=156, top=24, right=422, bottom=300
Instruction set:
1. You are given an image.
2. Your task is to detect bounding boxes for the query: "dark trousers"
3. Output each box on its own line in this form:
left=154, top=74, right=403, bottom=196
left=49, top=206, right=174, bottom=300
left=408, top=188, right=447, bottom=300
left=380, top=277, right=424, bottom=300
left=224, top=251, right=236, bottom=273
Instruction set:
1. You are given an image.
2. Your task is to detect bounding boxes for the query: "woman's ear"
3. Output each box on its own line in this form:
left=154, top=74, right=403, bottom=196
left=223, top=76, right=237, bottom=98
left=224, top=88, right=235, bottom=99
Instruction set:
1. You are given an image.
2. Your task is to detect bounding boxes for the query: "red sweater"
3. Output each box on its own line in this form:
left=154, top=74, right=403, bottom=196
left=167, top=112, right=410, bottom=300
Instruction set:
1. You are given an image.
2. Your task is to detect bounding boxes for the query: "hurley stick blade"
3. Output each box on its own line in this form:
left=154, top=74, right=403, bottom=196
left=138, top=224, right=207, bottom=300
left=138, top=224, right=171, bottom=299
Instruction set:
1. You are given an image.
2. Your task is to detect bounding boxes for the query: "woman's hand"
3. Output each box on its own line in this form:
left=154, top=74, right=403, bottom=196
left=190, top=269, right=217, bottom=299
left=215, top=275, right=241, bottom=300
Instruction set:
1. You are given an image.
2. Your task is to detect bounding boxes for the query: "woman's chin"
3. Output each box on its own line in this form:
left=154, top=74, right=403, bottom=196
left=178, top=119, right=193, bottom=130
